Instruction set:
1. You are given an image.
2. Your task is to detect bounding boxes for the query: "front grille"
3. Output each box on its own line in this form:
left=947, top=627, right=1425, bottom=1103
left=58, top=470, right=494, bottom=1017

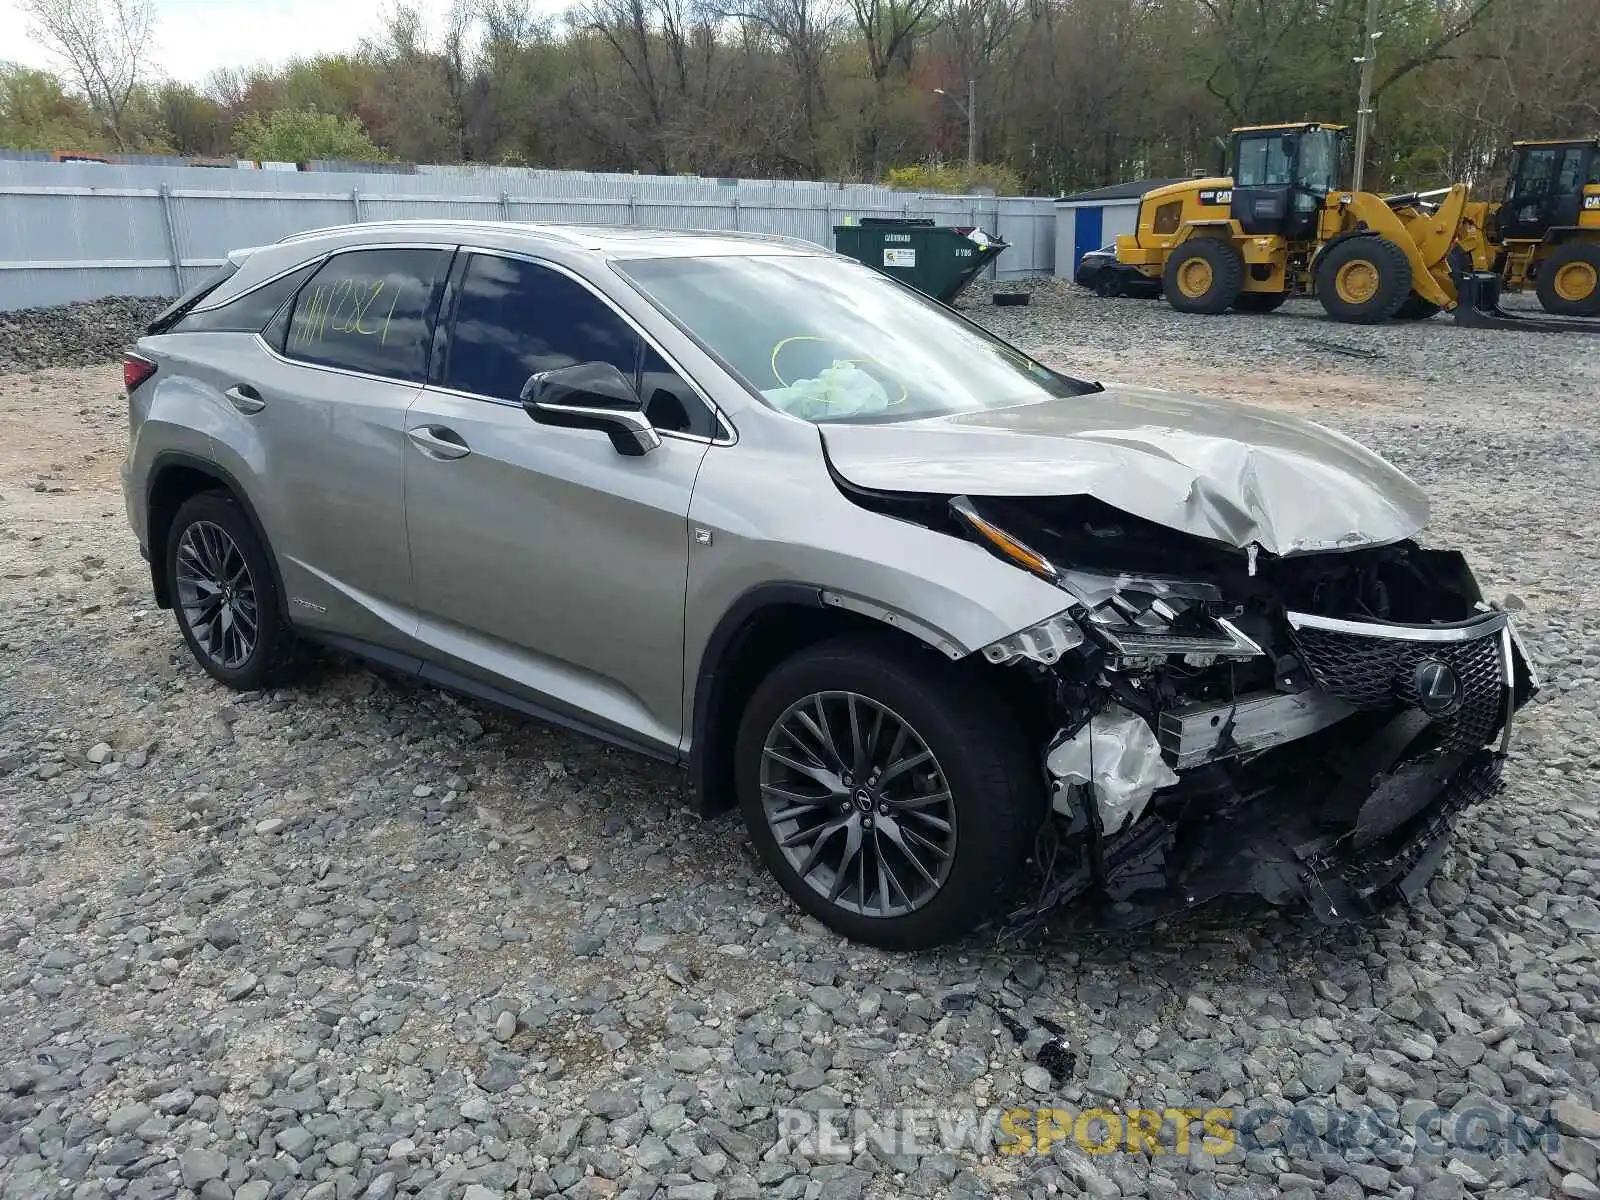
left=1332, top=750, right=1503, bottom=902
left=1287, top=616, right=1508, bottom=752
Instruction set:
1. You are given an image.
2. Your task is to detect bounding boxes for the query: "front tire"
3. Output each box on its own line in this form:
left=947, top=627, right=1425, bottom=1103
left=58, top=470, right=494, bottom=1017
left=1316, top=236, right=1412, bottom=323
left=1163, top=239, right=1244, bottom=314
left=1535, top=241, right=1600, bottom=317
left=734, top=636, right=1041, bottom=950
left=165, top=491, right=304, bottom=691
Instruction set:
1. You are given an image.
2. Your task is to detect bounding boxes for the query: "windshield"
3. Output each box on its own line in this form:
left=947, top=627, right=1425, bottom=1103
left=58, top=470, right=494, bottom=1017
left=613, top=254, right=1091, bottom=424
left=1234, top=129, right=1340, bottom=194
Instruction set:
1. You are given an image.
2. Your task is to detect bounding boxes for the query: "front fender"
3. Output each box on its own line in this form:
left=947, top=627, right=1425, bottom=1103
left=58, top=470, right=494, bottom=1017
left=684, top=439, right=1075, bottom=686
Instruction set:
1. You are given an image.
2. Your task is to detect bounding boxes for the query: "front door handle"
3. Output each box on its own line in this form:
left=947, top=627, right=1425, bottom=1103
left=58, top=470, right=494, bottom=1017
left=407, top=425, right=472, bottom=460
left=225, top=385, right=265, bottom=415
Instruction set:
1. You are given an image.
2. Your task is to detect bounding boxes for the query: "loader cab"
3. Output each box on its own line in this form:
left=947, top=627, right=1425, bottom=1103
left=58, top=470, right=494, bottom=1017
left=1229, top=123, right=1345, bottom=241
left=1498, top=139, right=1600, bottom=241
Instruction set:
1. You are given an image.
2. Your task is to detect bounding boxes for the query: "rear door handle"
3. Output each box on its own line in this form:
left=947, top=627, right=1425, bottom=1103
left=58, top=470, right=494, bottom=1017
left=225, top=385, right=265, bottom=415
left=407, top=425, right=472, bottom=460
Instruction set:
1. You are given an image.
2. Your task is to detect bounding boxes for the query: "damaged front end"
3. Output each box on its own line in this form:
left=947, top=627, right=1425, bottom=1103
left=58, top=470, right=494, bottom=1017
left=950, top=493, right=1541, bottom=930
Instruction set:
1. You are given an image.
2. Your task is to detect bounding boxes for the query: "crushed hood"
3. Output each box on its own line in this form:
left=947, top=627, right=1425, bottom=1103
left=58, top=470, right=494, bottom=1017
left=820, top=385, right=1429, bottom=556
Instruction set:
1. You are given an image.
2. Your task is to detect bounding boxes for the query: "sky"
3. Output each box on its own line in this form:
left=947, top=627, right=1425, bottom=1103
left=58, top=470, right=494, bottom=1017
left=0, top=0, right=477, bottom=86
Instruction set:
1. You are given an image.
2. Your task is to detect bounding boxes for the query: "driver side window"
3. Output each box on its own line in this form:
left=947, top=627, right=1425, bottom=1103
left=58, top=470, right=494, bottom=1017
left=442, top=253, right=716, bottom=437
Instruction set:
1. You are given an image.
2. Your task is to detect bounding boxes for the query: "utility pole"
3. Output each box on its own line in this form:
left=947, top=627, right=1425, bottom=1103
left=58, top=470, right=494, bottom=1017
left=966, top=78, right=976, bottom=171
left=933, top=82, right=977, bottom=171
left=1352, top=0, right=1381, bottom=192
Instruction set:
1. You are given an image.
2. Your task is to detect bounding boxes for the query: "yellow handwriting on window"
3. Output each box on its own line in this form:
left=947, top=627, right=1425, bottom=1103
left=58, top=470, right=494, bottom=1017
left=292, top=276, right=411, bottom=350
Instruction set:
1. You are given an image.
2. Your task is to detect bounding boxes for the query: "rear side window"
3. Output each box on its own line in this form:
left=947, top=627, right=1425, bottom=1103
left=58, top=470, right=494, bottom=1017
left=172, top=262, right=320, bottom=335
left=283, top=248, right=450, bottom=382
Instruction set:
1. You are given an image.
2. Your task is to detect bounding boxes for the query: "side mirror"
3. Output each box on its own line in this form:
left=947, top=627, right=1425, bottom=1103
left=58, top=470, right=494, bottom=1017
left=521, top=362, right=660, bottom=457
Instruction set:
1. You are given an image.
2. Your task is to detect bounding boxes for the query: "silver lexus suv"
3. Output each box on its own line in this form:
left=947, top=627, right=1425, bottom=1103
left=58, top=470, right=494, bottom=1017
left=122, top=220, right=1537, bottom=949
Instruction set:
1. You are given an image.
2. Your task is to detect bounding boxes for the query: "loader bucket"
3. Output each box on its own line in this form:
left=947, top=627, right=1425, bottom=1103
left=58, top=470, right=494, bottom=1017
left=1448, top=248, right=1600, bottom=333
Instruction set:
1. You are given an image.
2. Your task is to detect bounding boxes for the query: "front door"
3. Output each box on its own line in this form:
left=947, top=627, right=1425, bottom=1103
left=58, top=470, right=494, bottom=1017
left=403, top=251, right=715, bottom=754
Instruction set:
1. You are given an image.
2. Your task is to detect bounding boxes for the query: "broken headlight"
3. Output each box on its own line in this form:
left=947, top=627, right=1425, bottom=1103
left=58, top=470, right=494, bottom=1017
left=954, top=498, right=1263, bottom=668
left=1073, top=584, right=1263, bottom=663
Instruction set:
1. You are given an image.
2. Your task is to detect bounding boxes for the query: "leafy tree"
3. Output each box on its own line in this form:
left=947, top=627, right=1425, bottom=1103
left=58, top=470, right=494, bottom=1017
left=0, top=62, right=109, bottom=150
left=20, top=0, right=156, bottom=150
left=156, top=83, right=228, bottom=155
left=230, top=107, right=389, bottom=163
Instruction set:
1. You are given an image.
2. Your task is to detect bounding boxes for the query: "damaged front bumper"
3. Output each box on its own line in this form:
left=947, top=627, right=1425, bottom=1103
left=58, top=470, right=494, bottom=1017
left=1007, top=602, right=1540, bottom=932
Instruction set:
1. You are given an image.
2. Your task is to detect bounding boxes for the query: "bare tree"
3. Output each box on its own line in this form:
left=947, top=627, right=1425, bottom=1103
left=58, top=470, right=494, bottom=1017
left=718, top=0, right=840, bottom=173
left=22, top=0, right=156, bottom=150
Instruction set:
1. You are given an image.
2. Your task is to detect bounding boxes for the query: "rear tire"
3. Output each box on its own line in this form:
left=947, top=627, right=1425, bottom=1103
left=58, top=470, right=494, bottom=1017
left=734, top=636, right=1041, bottom=950
left=1393, top=295, right=1441, bottom=321
left=1535, top=241, right=1600, bottom=317
left=1233, top=291, right=1288, bottom=313
left=1163, top=239, right=1244, bottom=314
left=165, top=491, right=304, bottom=691
left=1316, top=237, right=1412, bottom=323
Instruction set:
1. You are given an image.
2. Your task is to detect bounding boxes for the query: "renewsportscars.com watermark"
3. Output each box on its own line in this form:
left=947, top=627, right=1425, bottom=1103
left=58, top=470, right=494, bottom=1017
left=775, top=1103, right=1566, bottom=1160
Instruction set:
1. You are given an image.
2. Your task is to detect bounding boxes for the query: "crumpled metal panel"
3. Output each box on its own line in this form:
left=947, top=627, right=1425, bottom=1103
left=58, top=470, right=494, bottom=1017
left=1046, top=705, right=1180, bottom=833
left=821, top=385, right=1429, bottom=556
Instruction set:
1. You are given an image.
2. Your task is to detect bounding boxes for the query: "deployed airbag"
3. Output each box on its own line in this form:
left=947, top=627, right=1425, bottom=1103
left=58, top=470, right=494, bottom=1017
left=762, top=361, right=890, bottom=420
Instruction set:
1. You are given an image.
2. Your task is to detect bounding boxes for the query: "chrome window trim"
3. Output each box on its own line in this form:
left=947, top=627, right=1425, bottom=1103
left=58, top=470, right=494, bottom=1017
left=186, top=253, right=330, bottom=314
left=1285, top=609, right=1510, bottom=642
left=260, top=243, right=459, bottom=385
left=447, top=245, right=737, bottom=447
left=253, top=332, right=432, bottom=390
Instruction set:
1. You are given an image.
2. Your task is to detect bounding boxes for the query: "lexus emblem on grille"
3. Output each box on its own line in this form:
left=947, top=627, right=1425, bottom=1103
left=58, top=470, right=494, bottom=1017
left=1413, top=657, right=1463, bottom=717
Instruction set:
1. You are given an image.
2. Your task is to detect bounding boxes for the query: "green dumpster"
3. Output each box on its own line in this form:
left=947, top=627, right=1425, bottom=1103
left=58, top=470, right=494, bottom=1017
left=833, top=218, right=1009, bottom=303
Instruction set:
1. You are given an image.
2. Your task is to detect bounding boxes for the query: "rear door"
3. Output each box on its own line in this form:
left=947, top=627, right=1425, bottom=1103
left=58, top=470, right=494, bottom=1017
left=402, top=250, right=716, bottom=754
left=225, top=245, right=453, bottom=653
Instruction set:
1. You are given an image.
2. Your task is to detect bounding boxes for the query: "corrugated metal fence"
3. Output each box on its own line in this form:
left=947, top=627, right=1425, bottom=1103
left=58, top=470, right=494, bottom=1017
left=0, top=160, right=1057, bottom=310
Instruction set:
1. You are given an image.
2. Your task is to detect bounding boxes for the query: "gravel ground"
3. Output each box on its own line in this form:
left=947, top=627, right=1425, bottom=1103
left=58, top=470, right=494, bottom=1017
left=0, top=298, right=170, bottom=372
left=2, top=287, right=1598, bottom=1200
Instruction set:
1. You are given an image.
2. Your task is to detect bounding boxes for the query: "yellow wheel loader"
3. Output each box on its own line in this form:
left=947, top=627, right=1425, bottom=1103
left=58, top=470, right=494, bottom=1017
left=1484, top=137, right=1600, bottom=318
left=1112, top=123, right=1600, bottom=329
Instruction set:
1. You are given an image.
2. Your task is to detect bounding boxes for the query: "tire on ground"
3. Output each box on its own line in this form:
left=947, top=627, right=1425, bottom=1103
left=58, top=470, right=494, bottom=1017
left=1535, top=241, right=1600, bottom=317
left=165, top=490, right=305, bottom=691
left=733, top=634, right=1041, bottom=950
left=1233, top=291, right=1288, bottom=313
left=1162, top=238, right=1244, bottom=314
left=1316, top=236, right=1413, bottom=323
left=1393, top=294, right=1441, bottom=320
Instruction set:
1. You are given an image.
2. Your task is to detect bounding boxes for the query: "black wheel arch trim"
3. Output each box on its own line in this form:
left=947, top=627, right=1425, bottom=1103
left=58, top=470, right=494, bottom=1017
left=688, top=582, right=829, bottom=815
left=144, top=451, right=286, bottom=613
left=686, top=580, right=977, bottom=815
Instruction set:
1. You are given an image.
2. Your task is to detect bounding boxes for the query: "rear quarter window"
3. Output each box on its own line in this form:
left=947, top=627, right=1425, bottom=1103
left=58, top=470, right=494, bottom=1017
left=171, top=262, right=321, bottom=335
left=283, top=248, right=451, bottom=382
left=145, top=261, right=240, bottom=334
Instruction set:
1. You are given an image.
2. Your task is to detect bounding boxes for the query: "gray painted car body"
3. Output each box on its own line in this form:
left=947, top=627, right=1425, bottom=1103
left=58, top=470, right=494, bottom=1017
left=122, top=218, right=1427, bottom=765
